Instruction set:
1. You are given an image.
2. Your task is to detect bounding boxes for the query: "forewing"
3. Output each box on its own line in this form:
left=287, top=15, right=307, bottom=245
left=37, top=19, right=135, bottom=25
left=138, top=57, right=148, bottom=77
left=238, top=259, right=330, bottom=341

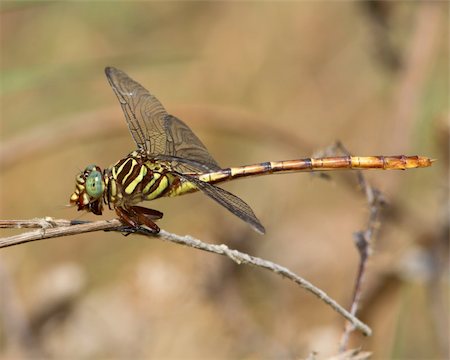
left=105, top=67, right=167, bottom=154
left=180, top=174, right=265, bottom=234
left=105, top=67, right=220, bottom=172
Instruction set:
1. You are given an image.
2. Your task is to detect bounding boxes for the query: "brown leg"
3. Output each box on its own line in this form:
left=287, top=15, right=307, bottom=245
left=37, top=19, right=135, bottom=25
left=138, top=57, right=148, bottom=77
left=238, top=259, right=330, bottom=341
left=130, top=206, right=163, bottom=220
left=115, top=206, right=160, bottom=233
left=130, top=207, right=161, bottom=233
left=115, top=206, right=138, bottom=227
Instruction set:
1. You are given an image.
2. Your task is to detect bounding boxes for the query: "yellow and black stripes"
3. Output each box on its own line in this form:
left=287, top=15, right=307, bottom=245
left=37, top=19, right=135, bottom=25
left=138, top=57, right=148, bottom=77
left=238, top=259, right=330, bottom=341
left=113, top=157, right=147, bottom=195
left=105, top=155, right=173, bottom=206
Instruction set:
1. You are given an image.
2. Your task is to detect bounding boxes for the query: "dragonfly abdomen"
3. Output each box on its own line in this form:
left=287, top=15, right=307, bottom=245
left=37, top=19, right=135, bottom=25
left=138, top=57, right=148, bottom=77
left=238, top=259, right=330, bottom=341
left=196, top=155, right=433, bottom=186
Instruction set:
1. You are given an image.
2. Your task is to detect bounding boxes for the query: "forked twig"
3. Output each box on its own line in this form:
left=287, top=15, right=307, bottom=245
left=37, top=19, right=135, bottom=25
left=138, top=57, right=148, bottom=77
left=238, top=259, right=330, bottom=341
left=0, top=217, right=372, bottom=337
left=339, top=178, right=385, bottom=351
left=323, top=142, right=386, bottom=351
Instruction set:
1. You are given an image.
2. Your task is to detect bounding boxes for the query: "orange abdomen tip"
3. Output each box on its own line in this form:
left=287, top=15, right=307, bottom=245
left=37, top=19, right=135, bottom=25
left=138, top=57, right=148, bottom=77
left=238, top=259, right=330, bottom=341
left=410, top=156, right=435, bottom=169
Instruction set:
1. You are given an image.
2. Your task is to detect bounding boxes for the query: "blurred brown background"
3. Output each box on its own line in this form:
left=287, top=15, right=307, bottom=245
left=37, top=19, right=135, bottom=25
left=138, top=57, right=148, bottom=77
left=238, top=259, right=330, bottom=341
left=0, top=1, right=448, bottom=359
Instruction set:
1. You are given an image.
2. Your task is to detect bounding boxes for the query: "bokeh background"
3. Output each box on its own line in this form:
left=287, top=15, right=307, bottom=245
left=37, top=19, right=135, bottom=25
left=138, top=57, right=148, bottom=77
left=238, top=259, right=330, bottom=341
left=0, top=1, right=448, bottom=359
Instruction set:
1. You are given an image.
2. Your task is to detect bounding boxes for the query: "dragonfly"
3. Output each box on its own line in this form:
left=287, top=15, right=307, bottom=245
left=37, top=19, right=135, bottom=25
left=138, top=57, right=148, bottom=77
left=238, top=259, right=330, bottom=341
left=70, top=67, right=433, bottom=234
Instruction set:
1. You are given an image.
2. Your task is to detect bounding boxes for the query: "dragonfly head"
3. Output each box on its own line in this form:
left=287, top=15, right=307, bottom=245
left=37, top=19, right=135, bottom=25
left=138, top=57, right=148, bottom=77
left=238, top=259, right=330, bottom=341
left=70, top=165, right=105, bottom=215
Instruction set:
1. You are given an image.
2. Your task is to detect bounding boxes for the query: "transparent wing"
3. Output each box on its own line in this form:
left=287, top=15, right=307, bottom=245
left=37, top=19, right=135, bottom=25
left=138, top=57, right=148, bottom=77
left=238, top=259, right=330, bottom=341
left=157, top=114, right=221, bottom=173
left=180, top=174, right=265, bottom=234
left=105, top=67, right=221, bottom=173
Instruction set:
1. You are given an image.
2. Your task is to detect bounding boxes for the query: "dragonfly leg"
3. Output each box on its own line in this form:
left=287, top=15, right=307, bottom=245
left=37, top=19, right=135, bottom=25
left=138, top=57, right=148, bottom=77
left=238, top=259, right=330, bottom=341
left=129, top=206, right=163, bottom=220
left=115, top=206, right=139, bottom=227
left=115, top=206, right=161, bottom=233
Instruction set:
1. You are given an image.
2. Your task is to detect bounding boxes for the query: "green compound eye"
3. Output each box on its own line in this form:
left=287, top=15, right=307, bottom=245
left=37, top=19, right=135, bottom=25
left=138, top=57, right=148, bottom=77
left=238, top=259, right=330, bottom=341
left=85, top=170, right=104, bottom=199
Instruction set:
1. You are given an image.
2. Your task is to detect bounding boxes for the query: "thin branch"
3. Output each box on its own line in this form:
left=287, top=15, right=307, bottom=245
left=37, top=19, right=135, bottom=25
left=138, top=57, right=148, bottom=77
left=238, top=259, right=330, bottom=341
left=339, top=181, right=385, bottom=351
left=0, top=218, right=372, bottom=337
left=319, top=141, right=385, bottom=350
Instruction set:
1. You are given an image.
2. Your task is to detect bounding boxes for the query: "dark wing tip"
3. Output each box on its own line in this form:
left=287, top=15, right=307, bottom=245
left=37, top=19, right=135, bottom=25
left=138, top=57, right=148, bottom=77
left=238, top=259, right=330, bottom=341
left=253, top=222, right=266, bottom=235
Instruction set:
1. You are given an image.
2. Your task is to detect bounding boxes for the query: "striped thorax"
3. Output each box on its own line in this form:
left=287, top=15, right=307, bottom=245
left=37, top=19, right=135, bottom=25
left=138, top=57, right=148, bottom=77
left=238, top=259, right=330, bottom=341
left=105, top=150, right=175, bottom=207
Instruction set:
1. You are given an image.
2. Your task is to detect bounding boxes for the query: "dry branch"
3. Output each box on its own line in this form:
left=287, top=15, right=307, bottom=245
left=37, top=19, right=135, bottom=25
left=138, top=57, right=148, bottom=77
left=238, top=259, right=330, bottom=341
left=0, top=217, right=372, bottom=336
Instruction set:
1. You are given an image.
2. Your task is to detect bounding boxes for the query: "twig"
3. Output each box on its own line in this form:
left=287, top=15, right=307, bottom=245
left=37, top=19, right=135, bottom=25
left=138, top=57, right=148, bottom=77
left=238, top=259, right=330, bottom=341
left=320, top=142, right=385, bottom=350
left=0, top=217, right=372, bottom=336
left=339, top=182, right=385, bottom=351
